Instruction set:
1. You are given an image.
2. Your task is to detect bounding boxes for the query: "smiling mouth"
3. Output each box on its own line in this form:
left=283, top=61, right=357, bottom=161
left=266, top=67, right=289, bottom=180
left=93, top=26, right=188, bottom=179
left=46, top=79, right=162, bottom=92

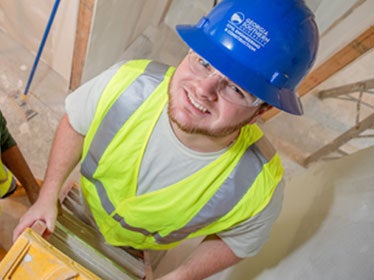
left=187, top=93, right=209, bottom=113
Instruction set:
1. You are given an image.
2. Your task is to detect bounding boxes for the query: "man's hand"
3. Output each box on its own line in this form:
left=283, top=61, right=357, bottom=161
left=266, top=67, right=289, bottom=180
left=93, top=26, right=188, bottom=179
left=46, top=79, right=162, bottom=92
left=1, top=145, right=41, bottom=204
left=13, top=114, right=84, bottom=242
left=12, top=195, right=58, bottom=242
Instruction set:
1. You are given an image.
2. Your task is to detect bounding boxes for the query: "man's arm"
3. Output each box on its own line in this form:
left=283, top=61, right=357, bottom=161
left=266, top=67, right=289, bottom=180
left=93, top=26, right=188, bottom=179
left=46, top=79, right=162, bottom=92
left=13, top=114, right=84, bottom=241
left=1, top=110, right=39, bottom=203
left=158, top=235, right=242, bottom=280
left=1, top=145, right=40, bottom=203
left=159, top=180, right=285, bottom=279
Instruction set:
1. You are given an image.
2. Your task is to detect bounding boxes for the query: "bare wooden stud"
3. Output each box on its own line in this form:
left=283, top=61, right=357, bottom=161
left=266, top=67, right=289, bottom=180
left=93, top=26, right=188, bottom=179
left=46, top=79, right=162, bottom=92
left=69, top=0, right=94, bottom=91
left=318, top=78, right=374, bottom=99
left=302, top=113, right=374, bottom=166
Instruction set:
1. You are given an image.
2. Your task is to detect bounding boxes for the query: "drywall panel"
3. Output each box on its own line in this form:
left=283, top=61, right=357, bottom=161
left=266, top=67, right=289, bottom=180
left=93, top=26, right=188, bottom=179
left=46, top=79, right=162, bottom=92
left=164, top=0, right=213, bottom=28
left=313, top=0, right=373, bottom=68
left=305, top=0, right=323, bottom=12
left=0, top=0, right=78, bottom=84
left=82, top=0, right=171, bottom=83
left=82, top=0, right=145, bottom=83
left=132, top=0, right=172, bottom=40
left=315, top=0, right=365, bottom=34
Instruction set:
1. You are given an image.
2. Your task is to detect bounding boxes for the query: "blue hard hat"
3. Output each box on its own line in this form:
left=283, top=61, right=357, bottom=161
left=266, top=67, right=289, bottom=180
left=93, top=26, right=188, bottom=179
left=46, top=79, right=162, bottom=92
left=176, top=0, right=319, bottom=115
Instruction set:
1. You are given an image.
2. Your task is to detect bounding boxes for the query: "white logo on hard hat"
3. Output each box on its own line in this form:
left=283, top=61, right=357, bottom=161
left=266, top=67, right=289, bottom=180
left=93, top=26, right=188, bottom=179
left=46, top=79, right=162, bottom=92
left=225, top=12, right=270, bottom=52
left=230, top=12, right=245, bottom=25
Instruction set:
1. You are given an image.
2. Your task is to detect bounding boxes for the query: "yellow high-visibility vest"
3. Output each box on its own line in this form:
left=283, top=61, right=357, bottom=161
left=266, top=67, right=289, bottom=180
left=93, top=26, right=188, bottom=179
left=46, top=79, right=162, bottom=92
left=0, top=160, right=15, bottom=198
left=80, top=60, right=284, bottom=250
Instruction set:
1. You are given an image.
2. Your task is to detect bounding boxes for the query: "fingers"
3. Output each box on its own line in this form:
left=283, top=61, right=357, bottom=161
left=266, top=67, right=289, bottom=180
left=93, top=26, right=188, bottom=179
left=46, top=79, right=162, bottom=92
left=30, top=220, right=47, bottom=235
left=12, top=203, right=57, bottom=242
left=13, top=216, right=56, bottom=242
left=43, top=218, right=56, bottom=239
left=30, top=220, right=54, bottom=239
left=12, top=216, right=34, bottom=242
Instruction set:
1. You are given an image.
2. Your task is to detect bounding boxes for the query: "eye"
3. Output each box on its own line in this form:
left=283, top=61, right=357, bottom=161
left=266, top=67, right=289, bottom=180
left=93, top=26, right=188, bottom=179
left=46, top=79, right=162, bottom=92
left=198, top=58, right=211, bottom=69
left=227, top=84, right=245, bottom=98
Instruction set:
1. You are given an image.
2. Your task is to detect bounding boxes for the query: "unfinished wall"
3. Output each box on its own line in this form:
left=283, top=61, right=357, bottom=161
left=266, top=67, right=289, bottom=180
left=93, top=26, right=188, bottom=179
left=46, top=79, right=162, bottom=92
left=164, top=0, right=213, bottom=28
left=208, top=145, right=374, bottom=280
left=81, top=0, right=172, bottom=83
left=0, top=0, right=78, bottom=85
left=313, top=0, right=373, bottom=67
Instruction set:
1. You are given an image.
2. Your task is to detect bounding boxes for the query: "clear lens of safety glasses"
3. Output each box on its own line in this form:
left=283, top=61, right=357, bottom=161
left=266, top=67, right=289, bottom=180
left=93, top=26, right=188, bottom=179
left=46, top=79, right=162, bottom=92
left=188, top=51, right=263, bottom=107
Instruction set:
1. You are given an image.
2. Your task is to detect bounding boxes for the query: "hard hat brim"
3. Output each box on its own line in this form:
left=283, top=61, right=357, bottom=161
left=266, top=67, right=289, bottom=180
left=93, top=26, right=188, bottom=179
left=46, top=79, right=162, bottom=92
left=176, top=24, right=304, bottom=115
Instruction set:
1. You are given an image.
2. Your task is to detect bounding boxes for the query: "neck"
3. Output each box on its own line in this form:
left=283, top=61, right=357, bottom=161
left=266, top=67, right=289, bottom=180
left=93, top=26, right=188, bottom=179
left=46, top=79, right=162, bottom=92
left=170, top=121, right=240, bottom=153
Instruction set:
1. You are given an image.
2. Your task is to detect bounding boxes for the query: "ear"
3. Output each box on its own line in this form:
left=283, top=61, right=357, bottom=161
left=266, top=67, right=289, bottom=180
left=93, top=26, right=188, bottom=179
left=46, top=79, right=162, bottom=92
left=248, top=105, right=273, bottom=124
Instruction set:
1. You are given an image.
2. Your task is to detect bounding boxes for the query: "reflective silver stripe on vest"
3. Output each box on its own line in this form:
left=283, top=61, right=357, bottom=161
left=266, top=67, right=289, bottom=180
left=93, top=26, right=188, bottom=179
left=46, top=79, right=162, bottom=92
left=154, top=143, right=271, bottom=244
left=81, top=61, right=275, bottom=244
left=81, top=61, right=170, bottom=216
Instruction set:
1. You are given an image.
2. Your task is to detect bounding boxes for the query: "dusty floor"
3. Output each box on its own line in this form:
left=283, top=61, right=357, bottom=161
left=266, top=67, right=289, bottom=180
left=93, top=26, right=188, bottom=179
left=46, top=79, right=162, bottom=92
left=0, top=26, right=373, bottom=278
left=0, top=28, right=71, bottom=252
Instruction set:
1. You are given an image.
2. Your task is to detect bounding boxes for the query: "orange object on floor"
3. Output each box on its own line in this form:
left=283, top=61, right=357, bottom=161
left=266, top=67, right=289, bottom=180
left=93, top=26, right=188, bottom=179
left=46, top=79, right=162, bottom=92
left=0, top=246, right=6, bottom=261
left=13, top=178, right=43, bottom=198
left=0, top=228, right=100, bottom=279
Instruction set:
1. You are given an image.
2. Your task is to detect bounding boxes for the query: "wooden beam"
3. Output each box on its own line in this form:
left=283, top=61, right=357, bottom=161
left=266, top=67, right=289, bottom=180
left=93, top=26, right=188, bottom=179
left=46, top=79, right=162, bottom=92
left=261, top=26, right=374, bottom=121
left=69, top=0, right=94, bottom=91
left=318, top=78, right=374, bottom=99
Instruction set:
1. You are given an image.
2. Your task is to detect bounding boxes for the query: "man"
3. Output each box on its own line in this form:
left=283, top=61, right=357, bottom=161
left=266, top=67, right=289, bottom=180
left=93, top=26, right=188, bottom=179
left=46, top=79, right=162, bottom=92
left=1, top=110, right=40, bottom=259
left=14, top=0, right=318, bottom=279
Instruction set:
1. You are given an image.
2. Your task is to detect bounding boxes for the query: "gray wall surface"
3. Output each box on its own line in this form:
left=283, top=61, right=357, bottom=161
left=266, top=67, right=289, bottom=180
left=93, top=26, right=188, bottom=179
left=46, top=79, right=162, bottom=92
left=209, top=146, right=374, bottom=279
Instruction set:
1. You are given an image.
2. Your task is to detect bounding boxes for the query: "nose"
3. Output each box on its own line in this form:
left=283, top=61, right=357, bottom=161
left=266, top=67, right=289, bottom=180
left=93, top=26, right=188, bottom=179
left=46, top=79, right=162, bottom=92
left=195, top=75, right=221, bottom=101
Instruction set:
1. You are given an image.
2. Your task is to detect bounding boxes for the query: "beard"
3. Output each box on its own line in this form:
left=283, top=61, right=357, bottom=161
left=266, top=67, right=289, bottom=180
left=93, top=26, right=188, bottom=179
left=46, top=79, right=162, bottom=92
left=167, top=91, right=256, bottom=138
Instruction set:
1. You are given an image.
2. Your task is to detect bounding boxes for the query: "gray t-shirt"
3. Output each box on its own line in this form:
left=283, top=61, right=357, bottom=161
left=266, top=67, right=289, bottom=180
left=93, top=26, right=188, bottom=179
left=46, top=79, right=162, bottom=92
left=65, top=61, right=284, bottom=258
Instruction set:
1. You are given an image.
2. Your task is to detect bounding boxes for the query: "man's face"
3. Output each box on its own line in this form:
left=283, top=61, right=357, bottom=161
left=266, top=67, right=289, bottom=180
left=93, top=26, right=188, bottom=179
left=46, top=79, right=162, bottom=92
left=167, top=53, right=261, bottom=138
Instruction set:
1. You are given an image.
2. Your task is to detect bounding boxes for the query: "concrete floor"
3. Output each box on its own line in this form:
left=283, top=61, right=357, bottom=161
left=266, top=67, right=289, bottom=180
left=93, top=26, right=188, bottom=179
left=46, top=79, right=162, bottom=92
left=1, top=25, right=373, bottom=279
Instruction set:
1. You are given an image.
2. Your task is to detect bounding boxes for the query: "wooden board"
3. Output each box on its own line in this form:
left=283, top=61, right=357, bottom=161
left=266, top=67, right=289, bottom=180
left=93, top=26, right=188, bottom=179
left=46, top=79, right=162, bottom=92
left=69, top=0, right=94, bottom=91
left=0, top=228, right=101, bottom=279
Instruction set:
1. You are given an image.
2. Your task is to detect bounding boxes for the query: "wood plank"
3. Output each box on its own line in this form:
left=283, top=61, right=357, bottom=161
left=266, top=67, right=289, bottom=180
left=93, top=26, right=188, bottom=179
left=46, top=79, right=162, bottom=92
left=261, top=26, right=374, bottom=121
left=69, top=0, right=94, bottom=91
left=0, top=228, right=101, bottom=279
left=318, top=78, right=374, bottom=99
left=302, top=112, right=374, bottom=166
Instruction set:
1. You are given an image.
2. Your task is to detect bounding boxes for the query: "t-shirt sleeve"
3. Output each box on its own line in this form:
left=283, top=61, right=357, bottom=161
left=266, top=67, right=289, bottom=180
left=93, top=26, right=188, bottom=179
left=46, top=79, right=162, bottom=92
left=65, top=62, right=125, bottom=135
left=217, top=180, right=285, bottom=258
left=0, top=111, right=17, bottom=152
